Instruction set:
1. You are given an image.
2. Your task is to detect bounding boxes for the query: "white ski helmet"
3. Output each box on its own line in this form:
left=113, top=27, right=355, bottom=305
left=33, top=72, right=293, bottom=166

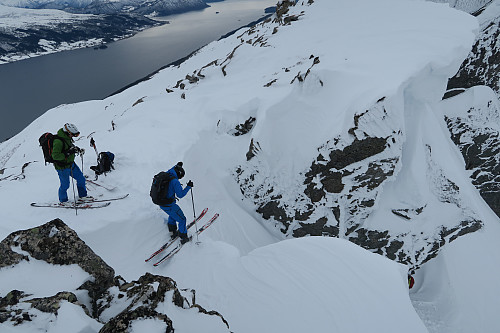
left=64, top=123, right=80, bottom=136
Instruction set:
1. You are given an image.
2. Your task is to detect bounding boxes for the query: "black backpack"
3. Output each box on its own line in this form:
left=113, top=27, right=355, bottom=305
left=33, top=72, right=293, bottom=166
left=39, top=133, right=65, bottom=165
left=90, top=152, right=115, bottom=176
left=150, top=172, right=175, bottom=206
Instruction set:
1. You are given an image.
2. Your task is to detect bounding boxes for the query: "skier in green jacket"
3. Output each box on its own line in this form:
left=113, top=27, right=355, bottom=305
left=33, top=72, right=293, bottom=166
left=52, top=123, right=93, bottom=205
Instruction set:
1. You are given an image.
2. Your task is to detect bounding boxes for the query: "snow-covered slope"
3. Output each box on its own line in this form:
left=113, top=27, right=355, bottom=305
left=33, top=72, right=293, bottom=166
left=429, top=0, right=492, bottom=14
left=0, top=4, right=91, bottom=28
left=1, top=0, right=499, bottom=332
left=0, top=0, right=208, bottom=15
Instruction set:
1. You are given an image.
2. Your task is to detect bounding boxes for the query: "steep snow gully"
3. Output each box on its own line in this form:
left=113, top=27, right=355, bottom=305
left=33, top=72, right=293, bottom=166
left=1, top=0, right=500, bottom=332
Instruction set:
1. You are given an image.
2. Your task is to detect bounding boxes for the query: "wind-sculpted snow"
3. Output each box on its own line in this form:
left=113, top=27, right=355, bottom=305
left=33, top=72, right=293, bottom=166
left=233, top=0, right=482, bottom=272
left=0, top=0, right=499, bottom=332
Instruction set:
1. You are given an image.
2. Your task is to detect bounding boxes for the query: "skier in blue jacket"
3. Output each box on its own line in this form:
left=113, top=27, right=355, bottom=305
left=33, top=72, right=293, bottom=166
left=160, top=162, right=193, bottom=244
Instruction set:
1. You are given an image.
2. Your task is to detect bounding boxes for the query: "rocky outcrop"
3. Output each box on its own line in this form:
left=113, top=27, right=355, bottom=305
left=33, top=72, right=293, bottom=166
left=236, top=96, right=483, bottom=271
left=0, top=219, right=231, bottom=331
left=1, top=218, right=115, bottom=318
left=445, top=96, right=500, bottom=217
left=445, top=5, right=500, bottom=218
left=1, top=219, right=114, bottom=280
left=100, top=273, right=229, bottom=332
left=447, top=15, right=500, bottom=95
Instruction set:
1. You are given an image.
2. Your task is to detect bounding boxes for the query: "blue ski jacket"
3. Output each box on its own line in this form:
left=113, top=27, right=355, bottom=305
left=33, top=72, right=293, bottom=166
left=165, top=166, right=191, bottom=202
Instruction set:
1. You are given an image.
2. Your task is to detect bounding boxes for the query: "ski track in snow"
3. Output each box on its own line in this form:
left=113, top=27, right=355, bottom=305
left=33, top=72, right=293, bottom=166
left=1, top=0, right=499, bottom=332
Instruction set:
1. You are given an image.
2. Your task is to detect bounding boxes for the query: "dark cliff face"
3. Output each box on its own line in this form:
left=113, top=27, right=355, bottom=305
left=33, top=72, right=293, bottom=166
left=446, top=7, right=500, bottom=218
left=444, top=98, right=500, bottom=218
left=0, top=219, right=230, bottom=331
left=447, top=17, right=500, bottom=96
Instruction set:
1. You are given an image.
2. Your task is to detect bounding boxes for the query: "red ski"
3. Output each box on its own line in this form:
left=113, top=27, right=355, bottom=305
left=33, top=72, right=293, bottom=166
left=153, top=213, right=219, bottom=267
left=145, top=208, right=208, bottom=262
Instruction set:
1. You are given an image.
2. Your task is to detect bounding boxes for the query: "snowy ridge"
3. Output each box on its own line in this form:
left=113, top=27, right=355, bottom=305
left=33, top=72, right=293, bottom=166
left=1, top=0, right=500, bottom=332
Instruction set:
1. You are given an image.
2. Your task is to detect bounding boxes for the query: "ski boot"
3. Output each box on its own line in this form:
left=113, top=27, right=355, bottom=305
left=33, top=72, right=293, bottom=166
left=179, top=233, right=190, bottom=245
left=167, top=224, right=178, bottom=239
left=78, top=196, right=95, bottom=203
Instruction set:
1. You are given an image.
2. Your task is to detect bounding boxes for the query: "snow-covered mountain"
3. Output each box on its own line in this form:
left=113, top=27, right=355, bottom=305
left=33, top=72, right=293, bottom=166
left=0, top=0, right=209, bottom=15
left=1, top=0, right=500, bottom=332
left=0, top=4, right=161, bottom=63
left=0, top=0, right=211, bottom=63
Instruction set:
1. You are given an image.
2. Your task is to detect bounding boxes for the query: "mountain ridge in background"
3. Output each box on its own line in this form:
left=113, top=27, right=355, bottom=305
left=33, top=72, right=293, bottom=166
left=0, top=0, right=499, bottom=332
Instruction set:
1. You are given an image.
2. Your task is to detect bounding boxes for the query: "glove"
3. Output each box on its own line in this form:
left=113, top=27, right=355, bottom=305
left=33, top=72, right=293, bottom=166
left=78, top=147, right=85, bottom=155
left=65, top=146, right=78, bottom=157
left=187, top=180, right=194, bottom=188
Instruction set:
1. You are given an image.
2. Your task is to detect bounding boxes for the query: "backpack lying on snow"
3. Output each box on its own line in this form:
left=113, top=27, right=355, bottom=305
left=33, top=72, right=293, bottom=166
left=150, top=172, right=175, bottom=206
left=90, top=151, right=115, bottom=176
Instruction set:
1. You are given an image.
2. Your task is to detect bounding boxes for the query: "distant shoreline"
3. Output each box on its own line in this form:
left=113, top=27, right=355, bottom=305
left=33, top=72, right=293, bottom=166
left=108, top=11, right=274, bottom=97
left=0, top=2, right=276, bottom=143
left=0, top=13, right=167, bottom=65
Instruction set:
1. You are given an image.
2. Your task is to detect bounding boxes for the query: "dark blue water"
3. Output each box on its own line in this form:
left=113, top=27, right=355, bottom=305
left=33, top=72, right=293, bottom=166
left=0, top=0, right=275, bottom=141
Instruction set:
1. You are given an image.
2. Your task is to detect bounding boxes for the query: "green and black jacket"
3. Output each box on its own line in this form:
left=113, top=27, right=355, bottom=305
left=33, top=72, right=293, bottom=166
left=51, top=129, right=76, bottom=170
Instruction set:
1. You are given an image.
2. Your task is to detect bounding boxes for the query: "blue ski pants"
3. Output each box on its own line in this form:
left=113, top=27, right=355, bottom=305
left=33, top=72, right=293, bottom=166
left=160, top=203, right=187, bottom=234
left=56, top=163, right=87, bottom=202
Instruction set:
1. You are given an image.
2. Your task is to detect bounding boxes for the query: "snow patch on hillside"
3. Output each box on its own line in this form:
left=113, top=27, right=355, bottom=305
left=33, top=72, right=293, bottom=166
left=1, top=0, right=499, bottom=332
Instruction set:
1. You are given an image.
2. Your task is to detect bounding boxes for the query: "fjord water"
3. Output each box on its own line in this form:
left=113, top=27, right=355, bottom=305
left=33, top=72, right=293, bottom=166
left=0, top=0, right=275, bottom=142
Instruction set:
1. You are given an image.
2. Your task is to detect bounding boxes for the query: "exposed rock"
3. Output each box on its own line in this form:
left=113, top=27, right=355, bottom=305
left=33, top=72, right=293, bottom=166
left=445, top=101, right=500, bottom=217
left=0, top=221, right=231, bottom=330
left=444, top=5, right=500, bottom=218
left=99, top=272, right=230, bottom=332
left=392, top=206, right=425, bottom=220
left=1, top=219, right=115, bottom=317
left=27, top=292, right=84, bottom=314
left=100, top=306, right=174, bottom=333
left=0, top=290, right=27, bottom=308
left=237, top=98, right=400, bottom=239
left=2, top=219, right=114, bottom=281
left=293, top=217, right=339, bottom=237
left=236, top=96, right=483, bottom=271
left=0, top=242, right=28, bottom=268
left=326, top=137, right=387, bottom=171
left=274, top=0, right=295, bottom=24
left=447, top=18, right=500, bottom=95
left=246, top=138, right=261, bottom=161
left=233, top=117, right=256, bottom=136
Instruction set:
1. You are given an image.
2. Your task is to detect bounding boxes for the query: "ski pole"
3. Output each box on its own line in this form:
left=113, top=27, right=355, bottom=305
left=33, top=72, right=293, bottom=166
left=90, top=138, right=99, bottom=157
left=190, top=188, right=200, bottom=244
left=90, top=138, right=99, bottom=180
left=70, top=164, right=78, bottom=216
left=80, top=153, right=84, bottom=174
